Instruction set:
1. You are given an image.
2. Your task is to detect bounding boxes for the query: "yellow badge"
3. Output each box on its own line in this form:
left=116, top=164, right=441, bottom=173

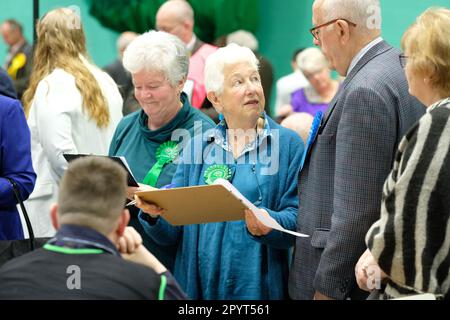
left=7, top=53, right=27, bottom=80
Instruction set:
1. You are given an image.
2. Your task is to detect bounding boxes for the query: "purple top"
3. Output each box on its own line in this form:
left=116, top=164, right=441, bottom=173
left=291, top=87, right=329, bottom=116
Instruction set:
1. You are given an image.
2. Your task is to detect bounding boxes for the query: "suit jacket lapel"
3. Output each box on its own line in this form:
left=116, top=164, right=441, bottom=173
left=320, top=41, right=393, bottom=131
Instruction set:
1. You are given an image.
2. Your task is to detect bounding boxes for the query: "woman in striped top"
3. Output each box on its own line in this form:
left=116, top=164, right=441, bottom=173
left=355, top=7, right=450, bottom=300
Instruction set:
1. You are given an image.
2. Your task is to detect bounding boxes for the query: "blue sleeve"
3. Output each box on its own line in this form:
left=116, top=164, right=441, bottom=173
left=251, top=132, right=304, bottom=249
left=0, top=98, right=36, bottom=207
left=138, top=211, right=182, bottom=247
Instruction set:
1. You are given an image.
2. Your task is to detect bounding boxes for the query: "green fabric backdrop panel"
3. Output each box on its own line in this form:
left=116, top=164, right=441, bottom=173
left=87, top=0, right=259, bottom=43
left=0, top=0, right=448, bottom=112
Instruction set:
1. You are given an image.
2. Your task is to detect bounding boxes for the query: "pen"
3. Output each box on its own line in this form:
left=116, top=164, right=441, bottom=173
left=126, top=184, right=175, bottom=207
left=160, top=183, right=176, bottom=190
left=126, top=199, right=137, bottom=207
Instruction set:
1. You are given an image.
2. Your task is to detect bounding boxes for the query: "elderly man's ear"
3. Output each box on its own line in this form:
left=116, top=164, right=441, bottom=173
left=336, top=20, right=351, bottom=44
left=207, top=91, right=223, bottom=114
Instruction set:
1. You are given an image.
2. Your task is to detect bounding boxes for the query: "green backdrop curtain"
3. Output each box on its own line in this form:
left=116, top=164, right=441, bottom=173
left=87, top=0, right=258, bottom=43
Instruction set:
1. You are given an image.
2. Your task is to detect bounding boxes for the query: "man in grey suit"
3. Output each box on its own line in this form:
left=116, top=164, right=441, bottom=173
left=289, top=0, right=425, bottom=300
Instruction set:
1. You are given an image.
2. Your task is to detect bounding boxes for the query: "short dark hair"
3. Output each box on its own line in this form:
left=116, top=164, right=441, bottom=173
left=58, top=157, right=127, bottom=234
left=3, top=19, right=23, bottom=34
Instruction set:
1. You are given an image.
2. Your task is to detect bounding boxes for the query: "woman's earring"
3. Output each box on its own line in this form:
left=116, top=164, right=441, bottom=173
left=219, top=113, right=224, bottom=121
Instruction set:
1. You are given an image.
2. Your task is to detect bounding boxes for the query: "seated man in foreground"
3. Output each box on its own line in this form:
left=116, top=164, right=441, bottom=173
left=0, top=156, right=187, bottom=300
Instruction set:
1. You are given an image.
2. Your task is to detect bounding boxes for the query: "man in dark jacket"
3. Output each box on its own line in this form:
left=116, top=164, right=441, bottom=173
left=103, top=31, right=140, bottom=116
left=289, top=0, right=425, bottom=300
left=0, top=157, right=187, bottom=299
left=1, top=19, right=32, bottom=100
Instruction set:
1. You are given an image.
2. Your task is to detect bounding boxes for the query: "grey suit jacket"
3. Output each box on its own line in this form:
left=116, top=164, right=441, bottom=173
left=288, top=41, right=425, bottom=300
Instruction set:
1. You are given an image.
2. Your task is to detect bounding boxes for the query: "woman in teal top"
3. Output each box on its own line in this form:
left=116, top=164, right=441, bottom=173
left=136, top=44, right=304, bottom=299
left=108, top=31, right=214, bottom=271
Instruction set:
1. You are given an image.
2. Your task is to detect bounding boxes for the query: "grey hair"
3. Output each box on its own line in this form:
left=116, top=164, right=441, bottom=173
left=319, top=0, right=382, bottom=31
left=204, top=43, right=259, bottom=95
left=123, top=30, right=189, bottom=86
left=116, top=31, right=138, bottom=52
left=226, top=30, right=259, bottom=52
left=296, top=47, right=329, bottom=74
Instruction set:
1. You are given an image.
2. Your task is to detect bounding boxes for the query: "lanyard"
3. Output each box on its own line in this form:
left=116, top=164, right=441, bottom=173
left=46, top=236, right=118, bottom=256
left=44, top=244, right=103, bottom=255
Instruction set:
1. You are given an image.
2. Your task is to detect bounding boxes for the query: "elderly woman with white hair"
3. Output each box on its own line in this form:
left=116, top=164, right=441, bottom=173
left=279, top=47, right=339, bottom=119
left=109, top=31, right=215, bottom=271
left=135, top=43, right=304, bottom=299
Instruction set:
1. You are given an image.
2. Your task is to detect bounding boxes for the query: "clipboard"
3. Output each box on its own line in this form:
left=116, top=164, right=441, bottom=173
left=63, top=154, right=139, bottom=187
left=136, top=179, right=310, bottom=237
left=135, top=184, right=249, bottom=226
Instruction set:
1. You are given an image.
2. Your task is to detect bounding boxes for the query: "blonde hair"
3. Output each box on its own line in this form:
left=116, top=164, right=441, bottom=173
left=22, top=8, right=110, bottom=127
left=401, top=7, right=450, bottom=98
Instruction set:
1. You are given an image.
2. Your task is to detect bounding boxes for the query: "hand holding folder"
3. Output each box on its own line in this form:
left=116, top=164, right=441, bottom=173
left=135, top=179, right=309, bottom=238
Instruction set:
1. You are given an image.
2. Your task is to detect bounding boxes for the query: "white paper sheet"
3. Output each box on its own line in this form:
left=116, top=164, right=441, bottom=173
left=214, top=179, right=309, bottom=238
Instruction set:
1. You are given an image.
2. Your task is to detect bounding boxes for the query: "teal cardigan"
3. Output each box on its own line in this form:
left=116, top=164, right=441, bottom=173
left=109, top=93, right=215, bottom=269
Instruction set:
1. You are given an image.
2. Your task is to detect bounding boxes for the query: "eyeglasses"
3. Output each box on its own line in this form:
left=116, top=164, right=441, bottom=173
left=399, top=54, right=409, bottom=69
left=310, top=18, right=357, bottom=41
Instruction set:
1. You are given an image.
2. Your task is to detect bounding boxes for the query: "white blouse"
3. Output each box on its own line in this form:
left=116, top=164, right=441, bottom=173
left=25, top=60, right=123, bottom=237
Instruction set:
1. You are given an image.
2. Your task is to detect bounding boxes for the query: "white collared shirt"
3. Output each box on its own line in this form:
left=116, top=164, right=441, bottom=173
left=186, top=34, right=197, bottom=54
left=347, top=37, right=383, bottom=76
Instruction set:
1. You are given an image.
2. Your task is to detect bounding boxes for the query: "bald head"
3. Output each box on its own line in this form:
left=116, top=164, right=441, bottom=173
left=156, top=0, right=194, bottom=44
left=117, top=31, right=139, bottom=58
left=312, top=0, right=382, bottom=76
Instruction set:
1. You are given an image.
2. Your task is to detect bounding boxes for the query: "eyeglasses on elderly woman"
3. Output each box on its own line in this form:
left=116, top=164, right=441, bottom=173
left=399, top=54, right=409, bottom=69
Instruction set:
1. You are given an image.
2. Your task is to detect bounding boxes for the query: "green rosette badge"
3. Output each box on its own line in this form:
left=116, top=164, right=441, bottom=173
left=143, top=141, right=179, bottom=187
left=156, top=141, right=179, bottom=164
left=204, top=164, right=232, bottom=185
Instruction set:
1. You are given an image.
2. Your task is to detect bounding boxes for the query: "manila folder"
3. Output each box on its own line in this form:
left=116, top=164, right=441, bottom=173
left=135, top=184, right=248, bottom=226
